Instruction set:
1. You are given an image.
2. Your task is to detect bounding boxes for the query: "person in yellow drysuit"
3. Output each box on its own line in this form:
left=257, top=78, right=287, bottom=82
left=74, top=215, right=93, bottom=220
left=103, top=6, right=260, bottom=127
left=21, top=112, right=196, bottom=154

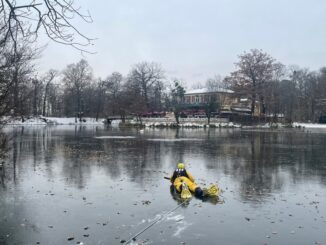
left=170, top=162, right=204, bottom=198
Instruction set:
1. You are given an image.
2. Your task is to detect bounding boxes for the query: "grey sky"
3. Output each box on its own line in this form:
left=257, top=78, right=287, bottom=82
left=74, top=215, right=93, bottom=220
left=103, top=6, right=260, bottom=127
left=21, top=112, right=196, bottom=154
left=39, top=0, right=326, bottom=87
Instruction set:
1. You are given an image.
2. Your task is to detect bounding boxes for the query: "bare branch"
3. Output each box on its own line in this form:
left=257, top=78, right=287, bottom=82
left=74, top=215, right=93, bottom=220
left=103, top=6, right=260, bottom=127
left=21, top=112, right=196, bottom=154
left=0, top=0, right=94, bottom=53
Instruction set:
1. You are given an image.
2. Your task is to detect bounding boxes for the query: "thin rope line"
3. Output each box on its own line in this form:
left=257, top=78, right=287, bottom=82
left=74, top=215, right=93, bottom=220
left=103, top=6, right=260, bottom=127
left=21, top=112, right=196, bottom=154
left=124, top=199, right=188, bottom=244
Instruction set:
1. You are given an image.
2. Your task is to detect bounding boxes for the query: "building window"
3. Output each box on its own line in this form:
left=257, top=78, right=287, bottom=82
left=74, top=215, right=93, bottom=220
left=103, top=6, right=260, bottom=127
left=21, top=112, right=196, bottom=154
left=195, top=96, right=199, bottom=103
left=204, top=95, right=209, bottom=102
left=185, top=96, right=190, bottom=103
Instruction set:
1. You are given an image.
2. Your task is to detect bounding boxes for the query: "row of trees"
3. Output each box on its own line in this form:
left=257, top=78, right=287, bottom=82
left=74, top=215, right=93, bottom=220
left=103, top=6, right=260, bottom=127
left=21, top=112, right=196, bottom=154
left=0, top=0, right=325, bottom=125
left=1, top=0, right=93, bottom=121
left=1, top=45, right=326, bottom=124
left=224, top=49, right=326, bottom=122
left=0, top=50, right=172, bottom=122
left=61, top=60, right=168, bottom=121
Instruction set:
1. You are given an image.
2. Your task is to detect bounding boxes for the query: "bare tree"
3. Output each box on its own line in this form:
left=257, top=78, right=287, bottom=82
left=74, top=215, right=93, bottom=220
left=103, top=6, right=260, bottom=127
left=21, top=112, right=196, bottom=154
left=278, top=79, right=298, bottom=123
left=0, top=0, right=93, bottom=52
left=225, top=49, right=284, bottom=116
left=0, top=40, right=40, bottom=119
left=124, top=89, right=147, bottom=123
left=316, top=68, right=326, bottom=121
left=204, top=75, right=227, bottom=123
left=62, top=59, right=93, bottom=121
left=206, top=74, right=225, bottom=91
left=171, top=80, right=185, bottom=124
left=203, top=95, right=218, bottom=125
left=42, top=69, right=57, bottom=116
left=318, top=68, right=326, bottom=97
left=128, top=62, right=164, bottom=110
left=285, top=67, right=323, bottom=122
left=32, top=77, right=42, bottom=115
left=0, top=46, right=13, bottom=117
left=106, top=72, right=123, bottom=116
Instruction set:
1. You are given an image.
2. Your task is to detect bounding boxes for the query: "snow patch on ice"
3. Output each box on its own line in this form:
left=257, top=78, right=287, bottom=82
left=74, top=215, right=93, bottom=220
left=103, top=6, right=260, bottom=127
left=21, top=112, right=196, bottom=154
left=165, top=213, right=192, bottom=237
left=166, top=214, right=184, bottom=222
left=137, top=214, right=162, bottom=225
left=173, top=222, right=192, bottom=237
left=147, top=138, right=203, bottom=142
left=95, top=136, right=136, bottom=139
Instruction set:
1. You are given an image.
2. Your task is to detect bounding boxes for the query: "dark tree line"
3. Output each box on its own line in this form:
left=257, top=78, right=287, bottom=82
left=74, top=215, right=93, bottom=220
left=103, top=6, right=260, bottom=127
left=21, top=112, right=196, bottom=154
left=0, top=1, right=171, bottom=123
left=1, top=55, right=171, bottom=122
left=2, top=46, right=326, bottom=124
left=58, top=60, right=167, bottom=121
left=1, top=2, right=325, bottom=125
left=224, top=49, right=326, bottom=123
left=0, top=0, right=94, bottom=160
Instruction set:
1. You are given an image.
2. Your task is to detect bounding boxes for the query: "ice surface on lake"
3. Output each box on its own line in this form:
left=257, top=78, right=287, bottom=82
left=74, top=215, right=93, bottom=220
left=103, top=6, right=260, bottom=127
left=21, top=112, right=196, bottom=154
left=166, top=214, right=184, bottom=222
left=165, top=213, right=192, bottom=237
left=147, top=138, right=203, bottom=142
left=95, top=136, right=136, bottom=139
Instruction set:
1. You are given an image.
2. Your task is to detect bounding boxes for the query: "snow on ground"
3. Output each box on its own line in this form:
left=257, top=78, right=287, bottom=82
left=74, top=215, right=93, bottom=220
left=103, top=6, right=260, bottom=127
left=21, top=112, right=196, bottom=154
left=136, top=120, right=242, bottom=128
left=3, top=116, right=105, bottom=125
left=3, top=116, right=326, bottom=129
left=293, top=122, right=326, bottom=128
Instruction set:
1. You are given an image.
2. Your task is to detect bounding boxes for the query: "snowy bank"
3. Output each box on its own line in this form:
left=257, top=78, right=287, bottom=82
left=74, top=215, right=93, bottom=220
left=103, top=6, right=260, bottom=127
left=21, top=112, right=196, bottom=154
left=3, top=116, right=325, bottom=129
left=293, top=122, right=326, bottom=129
left=127, top=120, right=241, bottom=128
left=3, top=116, right=105, bottom=125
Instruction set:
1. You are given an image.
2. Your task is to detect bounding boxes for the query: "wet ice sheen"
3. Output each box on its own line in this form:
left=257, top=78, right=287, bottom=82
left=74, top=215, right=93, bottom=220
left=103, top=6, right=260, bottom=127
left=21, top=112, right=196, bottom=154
left=147, top=138, right=203, bottom=142
left=0, top=126, right=326, bottom=245
left=95, top=136, right=136, bottom=139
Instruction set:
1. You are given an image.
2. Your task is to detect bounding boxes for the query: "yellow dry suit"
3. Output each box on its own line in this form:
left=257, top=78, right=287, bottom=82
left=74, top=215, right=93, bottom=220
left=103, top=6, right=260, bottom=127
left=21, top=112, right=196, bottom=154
left=170, top=168, right=199, bottom=193
left=170, top=166, right=220, bottom=198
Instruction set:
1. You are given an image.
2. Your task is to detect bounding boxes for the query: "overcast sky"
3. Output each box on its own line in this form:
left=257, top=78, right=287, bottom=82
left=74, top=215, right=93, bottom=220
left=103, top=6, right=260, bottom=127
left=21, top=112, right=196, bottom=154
left=38, top=0, right=326, bottom=87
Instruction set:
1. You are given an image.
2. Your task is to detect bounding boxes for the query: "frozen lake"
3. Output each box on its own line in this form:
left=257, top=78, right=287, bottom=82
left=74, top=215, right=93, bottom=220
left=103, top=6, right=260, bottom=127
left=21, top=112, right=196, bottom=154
left=1, top=126, right=326, bottom=244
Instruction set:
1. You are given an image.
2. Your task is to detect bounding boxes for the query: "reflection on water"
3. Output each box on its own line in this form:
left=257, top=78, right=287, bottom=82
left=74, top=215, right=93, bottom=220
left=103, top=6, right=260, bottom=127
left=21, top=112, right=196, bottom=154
left=0, top=126, right=326, bottom=244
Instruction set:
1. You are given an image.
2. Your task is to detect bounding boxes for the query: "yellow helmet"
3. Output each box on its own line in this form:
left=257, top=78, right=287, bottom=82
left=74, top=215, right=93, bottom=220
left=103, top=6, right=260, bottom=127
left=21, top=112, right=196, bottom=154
left=177, top=163, right=185, bottom=169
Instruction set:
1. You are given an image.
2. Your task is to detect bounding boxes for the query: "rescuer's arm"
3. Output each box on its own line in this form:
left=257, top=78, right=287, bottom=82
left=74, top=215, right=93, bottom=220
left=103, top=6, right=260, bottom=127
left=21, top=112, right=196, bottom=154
left=170, top=171, right=176, bottom=183
left=186, top=171, right=195, bottom=182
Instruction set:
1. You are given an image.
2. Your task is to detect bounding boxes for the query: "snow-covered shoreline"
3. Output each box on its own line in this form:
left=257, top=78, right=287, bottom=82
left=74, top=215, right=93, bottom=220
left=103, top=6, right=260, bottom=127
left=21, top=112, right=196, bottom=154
left=1, top=116, right=326, bottom=129
left=140, top=121, right=242, bottom=128
left=292, top=122, right=326, bottom=129
left=2, top=116, right=105, bottom=126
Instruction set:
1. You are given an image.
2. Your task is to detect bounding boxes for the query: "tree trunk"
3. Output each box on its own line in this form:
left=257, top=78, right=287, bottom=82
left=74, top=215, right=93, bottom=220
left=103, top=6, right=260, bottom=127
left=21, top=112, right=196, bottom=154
left=95, top=90, right=103, bottom=122
left=174, top=111, right=180, bottom=124
left=13, top=69, right=19, bottom=116
left=119, top=111, right=126, bottom=123
left=77, top=90, right=82, bottom=122
left=251, top=79, right=256, bottom=116
left=251, top=93, right=256, bottom=116
left=260, top=96, right=266, bottom=115
left=311, top=99, right=316, bottom=122
left=42, top=92, right=47, bottom=116
left=144, top=86, right=149, bottom=110
left=33, top=83, right=37, bottom=116
left=43, top=83, right=49, bottom=116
